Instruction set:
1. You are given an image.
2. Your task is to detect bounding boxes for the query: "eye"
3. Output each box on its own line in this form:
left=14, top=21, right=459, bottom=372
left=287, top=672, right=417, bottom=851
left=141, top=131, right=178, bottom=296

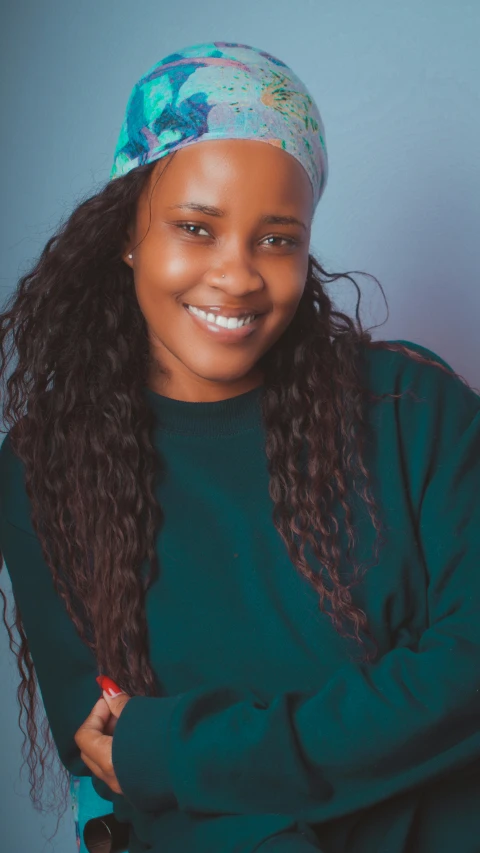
left=176, top=223, right=298, bottom=248
left=262, top=235, right=298, bottom=248
left=177, top=223, right=210, bottom=237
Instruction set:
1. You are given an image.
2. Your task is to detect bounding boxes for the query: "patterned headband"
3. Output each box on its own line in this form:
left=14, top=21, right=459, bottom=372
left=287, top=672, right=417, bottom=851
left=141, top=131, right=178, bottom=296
left=110, top=41, right=328, bottom=213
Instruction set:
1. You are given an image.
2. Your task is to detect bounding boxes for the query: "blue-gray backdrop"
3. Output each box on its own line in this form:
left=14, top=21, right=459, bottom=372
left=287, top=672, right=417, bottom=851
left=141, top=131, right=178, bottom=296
left=1, top=1, right=479, bottom=850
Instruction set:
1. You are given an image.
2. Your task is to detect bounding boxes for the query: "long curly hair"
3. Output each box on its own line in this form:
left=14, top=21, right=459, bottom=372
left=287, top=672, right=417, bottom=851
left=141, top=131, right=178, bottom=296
left=0, top=156, right=474, bottom=827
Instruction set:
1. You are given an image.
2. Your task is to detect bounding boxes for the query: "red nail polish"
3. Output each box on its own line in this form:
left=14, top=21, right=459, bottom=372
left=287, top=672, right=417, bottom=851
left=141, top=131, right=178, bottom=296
left=96, top=675, right=123, bottom=695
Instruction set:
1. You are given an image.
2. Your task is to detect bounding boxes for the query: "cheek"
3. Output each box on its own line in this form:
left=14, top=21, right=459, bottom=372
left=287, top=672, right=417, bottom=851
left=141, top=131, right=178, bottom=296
left=157, top=249, right=194, bottom=282
left=265, top=283, right=306, bottom=339
left=137, top=233, right=196, bottom=282
left=273, top=277, right=306, bottom=315
left=133, top=249, right=190, bottom=307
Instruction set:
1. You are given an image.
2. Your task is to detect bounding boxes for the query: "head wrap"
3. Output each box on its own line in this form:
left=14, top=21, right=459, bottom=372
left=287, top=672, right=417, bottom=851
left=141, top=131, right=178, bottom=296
left=110, top=41, right=328, bottom=212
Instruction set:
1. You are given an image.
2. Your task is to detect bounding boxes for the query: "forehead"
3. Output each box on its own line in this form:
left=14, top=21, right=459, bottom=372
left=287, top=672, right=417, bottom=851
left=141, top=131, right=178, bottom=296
left=147, top=138, right=313, bottom=214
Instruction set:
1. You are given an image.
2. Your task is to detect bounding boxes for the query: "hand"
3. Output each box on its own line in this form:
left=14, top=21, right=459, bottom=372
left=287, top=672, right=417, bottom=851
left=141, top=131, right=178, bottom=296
left=74, top=697, right=123, bottom=794
left=74, top=684, right=131, bottom=795
left=96, top=675, right=132, bottom=736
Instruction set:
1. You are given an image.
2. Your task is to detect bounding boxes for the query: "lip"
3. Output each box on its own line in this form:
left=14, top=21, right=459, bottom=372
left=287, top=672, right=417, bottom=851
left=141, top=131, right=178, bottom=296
left=184, top=304, right=263, bottom=318
left=183, top=304, right=264, bottom=342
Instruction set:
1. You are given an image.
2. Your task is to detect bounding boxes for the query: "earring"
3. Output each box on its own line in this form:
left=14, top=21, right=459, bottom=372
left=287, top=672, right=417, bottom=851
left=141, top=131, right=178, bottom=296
left=128, top=253, right=133, bottom=259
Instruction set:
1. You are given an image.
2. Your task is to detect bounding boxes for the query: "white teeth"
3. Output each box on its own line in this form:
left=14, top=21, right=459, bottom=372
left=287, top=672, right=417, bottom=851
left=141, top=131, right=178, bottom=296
left=187, top=305, right=256, bottom=329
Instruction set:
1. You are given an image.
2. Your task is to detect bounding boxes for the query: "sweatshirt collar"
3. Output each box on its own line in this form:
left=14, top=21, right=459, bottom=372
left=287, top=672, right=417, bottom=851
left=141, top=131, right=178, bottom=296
left=142, top=383, right=265, bottom=437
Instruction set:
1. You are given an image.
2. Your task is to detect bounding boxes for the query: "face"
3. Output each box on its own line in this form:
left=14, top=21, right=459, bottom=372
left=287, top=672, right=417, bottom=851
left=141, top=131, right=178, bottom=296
left=123, top=138, right=313, bottom=402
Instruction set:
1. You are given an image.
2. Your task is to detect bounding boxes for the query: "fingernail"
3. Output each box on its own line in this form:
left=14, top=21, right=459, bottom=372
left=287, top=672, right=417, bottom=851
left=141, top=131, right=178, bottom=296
left=96, top=675, right=124, bottom=697
left=103, top=688, right=123, bottom=700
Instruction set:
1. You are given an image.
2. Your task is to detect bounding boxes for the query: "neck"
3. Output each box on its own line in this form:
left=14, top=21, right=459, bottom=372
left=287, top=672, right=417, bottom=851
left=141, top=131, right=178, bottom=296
left=147, top=368, right=264, bottom=404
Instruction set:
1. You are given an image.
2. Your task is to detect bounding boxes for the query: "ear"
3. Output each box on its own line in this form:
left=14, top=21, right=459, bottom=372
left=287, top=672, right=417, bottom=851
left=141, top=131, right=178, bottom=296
left=122, top=247, right=134, bottom=269
left=122, top=229, right=135, bottom=268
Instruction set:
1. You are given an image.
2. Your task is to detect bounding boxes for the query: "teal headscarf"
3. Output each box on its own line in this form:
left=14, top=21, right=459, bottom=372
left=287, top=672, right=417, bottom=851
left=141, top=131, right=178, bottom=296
left=110, top=41, right=328, bottom=212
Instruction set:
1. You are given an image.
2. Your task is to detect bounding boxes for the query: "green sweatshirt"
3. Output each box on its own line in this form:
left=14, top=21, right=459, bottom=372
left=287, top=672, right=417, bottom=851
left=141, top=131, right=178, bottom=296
left=1, top=338, right=480, bottom=853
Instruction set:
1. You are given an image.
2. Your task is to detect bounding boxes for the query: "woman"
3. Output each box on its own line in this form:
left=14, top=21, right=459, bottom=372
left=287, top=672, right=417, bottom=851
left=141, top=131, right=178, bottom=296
left=1, top=41, right=480, bottom=853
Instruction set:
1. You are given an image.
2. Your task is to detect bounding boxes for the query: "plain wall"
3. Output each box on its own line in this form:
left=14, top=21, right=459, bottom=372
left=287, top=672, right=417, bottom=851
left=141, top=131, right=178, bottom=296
left=1, top=1, right=479, bottom=850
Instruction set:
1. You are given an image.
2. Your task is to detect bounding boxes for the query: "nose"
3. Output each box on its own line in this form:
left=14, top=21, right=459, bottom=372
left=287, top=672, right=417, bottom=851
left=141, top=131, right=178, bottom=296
left=210, top=250, right=265, bottom=296
left=211, top=269, right=265, bottom=299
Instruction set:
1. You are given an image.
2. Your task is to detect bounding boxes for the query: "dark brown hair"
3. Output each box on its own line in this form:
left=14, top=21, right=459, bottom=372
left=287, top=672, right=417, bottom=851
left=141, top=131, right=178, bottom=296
left=0, top=156, right=475, bottom=830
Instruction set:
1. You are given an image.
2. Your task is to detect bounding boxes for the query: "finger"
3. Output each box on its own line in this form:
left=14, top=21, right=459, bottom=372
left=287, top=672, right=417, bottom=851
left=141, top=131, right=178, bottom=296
left=80, top=698, right=111, bottom=733
left=75, top=726, right=111, bottom=756
left=80, top=750, right=122, bottom=796
left=96, top=675, right=123, bottom=696
left=102, top=691, right=131, bottom=718
left=80, top=750, right=105, bottom=782
left=105, top=714, right=118, bottom=736
left=74, top=698, right=111, bottom=753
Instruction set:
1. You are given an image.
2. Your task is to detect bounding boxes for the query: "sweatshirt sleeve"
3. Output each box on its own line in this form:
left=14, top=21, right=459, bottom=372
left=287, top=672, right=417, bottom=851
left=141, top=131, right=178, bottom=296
left=111, top=390, right=480, bottom=820
left=0, top=435, right=100, bottom=777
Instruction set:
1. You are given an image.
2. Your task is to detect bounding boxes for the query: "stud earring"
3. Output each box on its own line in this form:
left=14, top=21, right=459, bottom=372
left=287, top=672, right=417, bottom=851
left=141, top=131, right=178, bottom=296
left=128, top=253, right=133, bottom=259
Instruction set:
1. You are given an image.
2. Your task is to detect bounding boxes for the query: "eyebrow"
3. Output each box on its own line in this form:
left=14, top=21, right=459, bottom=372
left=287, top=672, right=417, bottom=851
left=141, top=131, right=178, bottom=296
left=166, top=202, right=307, bottom=231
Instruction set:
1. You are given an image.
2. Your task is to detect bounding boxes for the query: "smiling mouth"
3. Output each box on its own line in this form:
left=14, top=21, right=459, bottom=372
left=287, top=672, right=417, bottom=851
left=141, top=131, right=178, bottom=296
left=183, top=303, right=265, bottom=341
left=184, top=304, right=261, bottom=329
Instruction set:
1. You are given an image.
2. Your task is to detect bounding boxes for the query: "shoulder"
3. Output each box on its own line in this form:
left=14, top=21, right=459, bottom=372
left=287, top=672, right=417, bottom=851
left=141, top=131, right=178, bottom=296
left=0, top=428, right=36, bottom=536
left=360, top=337, right=479, bottom=412
left=360, top=337, right=456, bottom=380
left=358, top=338, right=480, bottom=458
left=0, top=429, right=24, bottom=491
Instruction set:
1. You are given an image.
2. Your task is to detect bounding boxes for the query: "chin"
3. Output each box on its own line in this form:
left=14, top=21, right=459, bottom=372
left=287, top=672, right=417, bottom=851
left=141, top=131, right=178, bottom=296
left=193, top=369, right=256, bottom=385
left=185, top=357, right=262, bottom=383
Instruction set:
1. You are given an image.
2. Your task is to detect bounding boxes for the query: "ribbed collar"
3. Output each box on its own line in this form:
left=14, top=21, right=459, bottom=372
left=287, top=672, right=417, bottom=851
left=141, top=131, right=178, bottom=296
left=142, top=383, right=265, bottom=437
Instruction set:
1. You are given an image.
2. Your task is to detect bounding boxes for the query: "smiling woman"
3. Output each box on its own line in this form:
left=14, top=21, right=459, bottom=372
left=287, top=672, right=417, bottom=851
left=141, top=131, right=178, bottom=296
left=1, top=40, right=480, bottom=853
left=122, top=137, right=313, bottom=401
